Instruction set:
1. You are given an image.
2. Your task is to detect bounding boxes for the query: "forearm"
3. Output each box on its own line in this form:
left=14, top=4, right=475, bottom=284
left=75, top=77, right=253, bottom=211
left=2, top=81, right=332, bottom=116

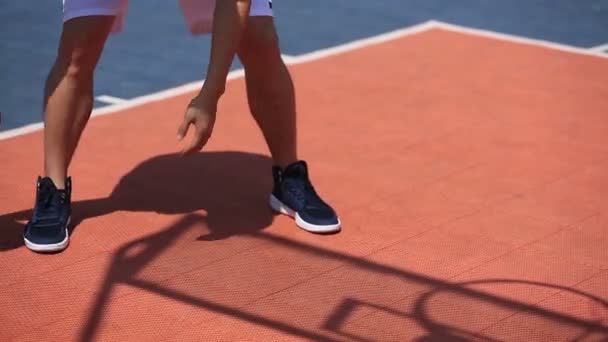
left=200, top=0, right=251, bottom=99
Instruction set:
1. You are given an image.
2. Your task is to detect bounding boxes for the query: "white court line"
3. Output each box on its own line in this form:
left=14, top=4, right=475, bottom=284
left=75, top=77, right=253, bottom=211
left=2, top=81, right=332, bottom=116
left=0, top=21, right=434, bottom=141
left=95, top=95, right=128, bottom=105
left=285, top=20, right=436, bottom=64
left=433, top=21, right=608, bottom=60
left=589, top=42, right=608, bottom=53
left=2, top=19, right=607, bottom=141
left=280, top=54, right=297, bottom=63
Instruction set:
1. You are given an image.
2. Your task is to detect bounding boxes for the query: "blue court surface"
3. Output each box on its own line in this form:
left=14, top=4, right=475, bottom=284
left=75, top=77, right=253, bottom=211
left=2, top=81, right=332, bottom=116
left=1, top=0, right=608, bottom=132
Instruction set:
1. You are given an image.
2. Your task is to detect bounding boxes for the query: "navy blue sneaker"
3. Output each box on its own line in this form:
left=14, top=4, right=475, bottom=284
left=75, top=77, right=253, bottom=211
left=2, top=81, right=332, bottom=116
left=24, top=177, right=71, bottom=252
left=270, top=161, right=341, bottom=233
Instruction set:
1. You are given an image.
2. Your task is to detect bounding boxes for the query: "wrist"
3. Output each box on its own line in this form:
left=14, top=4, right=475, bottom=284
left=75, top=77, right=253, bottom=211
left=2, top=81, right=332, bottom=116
left=197, top=81, right=224, bottom=102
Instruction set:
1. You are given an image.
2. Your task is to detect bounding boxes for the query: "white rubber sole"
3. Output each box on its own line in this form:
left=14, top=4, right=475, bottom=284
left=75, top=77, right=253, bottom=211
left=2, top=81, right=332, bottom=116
left=24, top=216, right=71, bottom=253
left=270, top=195, right=341, bottom=233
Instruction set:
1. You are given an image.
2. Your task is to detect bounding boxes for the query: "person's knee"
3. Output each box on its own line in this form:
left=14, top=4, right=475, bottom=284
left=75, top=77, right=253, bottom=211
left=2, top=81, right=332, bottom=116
left=58, top=48, right=97, bottom=81
left=55, top=17, right=113, bottom=81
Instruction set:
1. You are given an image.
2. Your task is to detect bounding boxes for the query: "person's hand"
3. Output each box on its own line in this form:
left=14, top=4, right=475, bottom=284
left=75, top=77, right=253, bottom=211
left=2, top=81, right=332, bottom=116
left=177, top=92, right=218, bottom=155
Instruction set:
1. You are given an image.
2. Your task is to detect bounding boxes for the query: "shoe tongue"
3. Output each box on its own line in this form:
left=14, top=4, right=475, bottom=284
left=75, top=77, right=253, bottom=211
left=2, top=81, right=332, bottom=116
left=284, top=161, right=308, bottom=178
left=39, top=177, right=67, bottom=198
left=39, top=177, right=58, bottom=191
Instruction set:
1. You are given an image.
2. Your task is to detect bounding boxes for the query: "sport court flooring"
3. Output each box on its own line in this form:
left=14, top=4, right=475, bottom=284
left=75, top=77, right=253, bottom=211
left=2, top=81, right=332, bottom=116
left=1, top=2, right=608, bottom=342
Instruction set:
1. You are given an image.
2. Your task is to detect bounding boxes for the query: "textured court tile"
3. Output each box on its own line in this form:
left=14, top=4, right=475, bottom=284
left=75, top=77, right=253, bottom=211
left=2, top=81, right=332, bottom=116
left=564, top=160, right=608, bottom=212
left=479, top=121, right=608, bottom=170
left=11, top=327, right=76, bottom=342
left=308, top=123, right=481, bottom=193
left=500, top=175, right=601, bottom=227
left=385, top=136, right=583, bottom=226
left=379, top=185, right=485, bottom=228
left=452, top=244, right=600, bottom=305
left=532, top=214, right=608, bottom=270
left=437, top=205, right=568, bottom=248
left=72, top=211, right=179, bottom=253
left=534, top=274, right=607, bottom=323
left=188, top=266, right=429, bottom=342
left=349, top=290, right=513, bottom=341
left=443, top=135, right=587, bottom=195
left=313, top=112, right=467, bottom=166
left=425, top=163, right=523, bottom=206
left=367, top=228, right=514, bottom=280
left=400, top=129, right=494, bottom=177
left=323, top=263, right=432, bottom=303
left=242, top=236, right=352, bottom=276
left=238, top=265, right=429, bottom=330
left=337, top=308, right=428, bottom=342
left=444, top=272, right=608, bottom=341
left=492, top=88, right=608, bottom=157
left=38, top=252, right=115, bottom=294
left=259, top=214, right=429, bottom=268
left=339, top=197, right=434, bottom=241
left=0, top=274, right=96, bottom=339
left=480, top=277, right=608, bottom=342
left=159, top=242, right=331, bottom=313
left=418, top=285, right=521, bottom=331
left=321, top=299, right=417, bottom=342
left=0, top=240, right=105, bottom=287
left=170, top=303, right=321, bottom=342
left=36, top=283, right=213, bottom=342
left=482, top=312, right=607, bottom=342
left=259, top=188, right=438, bottom=267
left=94, top=291, right=209, bottom=341
left=134, top=234, right=266, bottom=284
left=7, top=278, right=149, bottom=341
left=576, top=270, right=608, bottom=299
left=165, top=290, right=342, bottom=341
left=99, top=209, right=271, bottom=285
left=495, top=157, right=608, bottom=229
left=557, top=110, right=608, bottom=151
left=195, top=302, right=339, bottom=342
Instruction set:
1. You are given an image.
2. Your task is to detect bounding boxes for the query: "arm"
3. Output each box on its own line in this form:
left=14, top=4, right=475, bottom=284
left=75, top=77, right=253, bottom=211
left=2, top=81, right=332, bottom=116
left=177, top=0, right=251, bottom=154
left=200, top=0, right=251, bottom=99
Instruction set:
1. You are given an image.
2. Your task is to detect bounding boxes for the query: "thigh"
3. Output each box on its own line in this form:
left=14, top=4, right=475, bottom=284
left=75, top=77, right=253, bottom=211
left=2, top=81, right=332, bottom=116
left=55, top=16, right=115, bottom=73
left=239, top=16, right=282, bottom=72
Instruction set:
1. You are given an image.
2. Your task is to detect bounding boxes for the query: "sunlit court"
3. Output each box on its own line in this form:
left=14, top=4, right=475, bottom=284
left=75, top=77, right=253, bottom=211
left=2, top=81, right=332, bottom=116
left=1, top=1, right=607, bottom=341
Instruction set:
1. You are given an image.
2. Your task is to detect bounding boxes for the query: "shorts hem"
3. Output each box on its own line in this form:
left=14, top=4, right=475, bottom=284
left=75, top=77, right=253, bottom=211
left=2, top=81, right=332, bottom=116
left=249, top=5, right=273, bottom=17
left=63, top=8, right=120, bottom=23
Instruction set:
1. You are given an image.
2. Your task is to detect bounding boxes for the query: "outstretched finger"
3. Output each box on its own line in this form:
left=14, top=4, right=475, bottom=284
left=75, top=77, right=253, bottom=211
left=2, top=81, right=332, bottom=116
left=176, top=115, right=192, bottom=141
left=181, top=130, right=210, bottom=155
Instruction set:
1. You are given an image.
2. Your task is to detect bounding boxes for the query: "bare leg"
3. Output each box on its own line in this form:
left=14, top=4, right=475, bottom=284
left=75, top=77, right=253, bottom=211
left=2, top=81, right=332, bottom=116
left=43, top=16, right=114, bottom=189
left=237, top=17, right=297, bottom=168
left=237, top=17, right=341, bottom=233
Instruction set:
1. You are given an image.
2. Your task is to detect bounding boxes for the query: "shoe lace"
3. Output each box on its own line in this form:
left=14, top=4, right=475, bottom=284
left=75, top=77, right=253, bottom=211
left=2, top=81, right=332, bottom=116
left=33, top=184, right=63, bottom=223
left=286, top=177, right=325, bottom=208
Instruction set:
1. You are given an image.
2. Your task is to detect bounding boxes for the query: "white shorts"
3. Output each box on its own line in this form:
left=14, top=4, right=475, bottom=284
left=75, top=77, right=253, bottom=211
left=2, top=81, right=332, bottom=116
left=62, top=0, right=273, bottom=34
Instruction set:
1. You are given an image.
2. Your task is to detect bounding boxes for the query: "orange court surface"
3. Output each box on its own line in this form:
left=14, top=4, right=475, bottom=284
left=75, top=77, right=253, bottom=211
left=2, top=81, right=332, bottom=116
left=1, top=23, right=607, bottom=341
